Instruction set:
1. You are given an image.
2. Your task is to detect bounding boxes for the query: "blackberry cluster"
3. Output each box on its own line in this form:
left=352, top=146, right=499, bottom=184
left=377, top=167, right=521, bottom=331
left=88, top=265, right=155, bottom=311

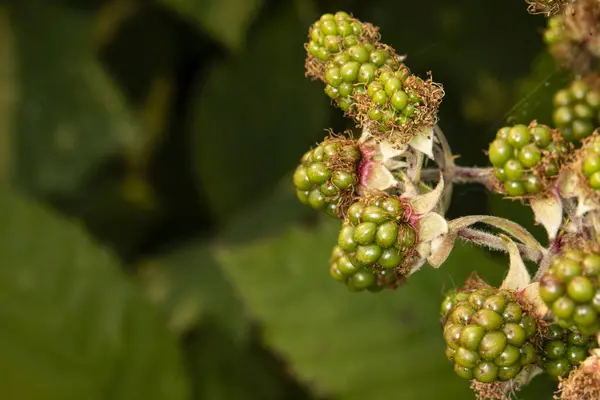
left=305, top=12, right=443, bottom=145
left=306, top=12, right=379, bottom=65
left=581, top=135, right=600, bottom=190
left=488, top=123, right=568, bottom=197
left=442, top=287, right=538, bottom=383
left=540, top=249, right=600, bottom=335
left=553, top=80, right=600, bottom=142
left=541, top=323, right=597, bottom=379
left=293, top=137, right=361, bottom=218
left=332, top=196, right=416, bottom=291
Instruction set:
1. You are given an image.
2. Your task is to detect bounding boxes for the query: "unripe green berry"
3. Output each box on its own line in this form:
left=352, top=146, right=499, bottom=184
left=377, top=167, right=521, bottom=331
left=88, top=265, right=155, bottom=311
left=340, top=61, right=360, bottom=82
left=390, top=90, right=408, bottom=111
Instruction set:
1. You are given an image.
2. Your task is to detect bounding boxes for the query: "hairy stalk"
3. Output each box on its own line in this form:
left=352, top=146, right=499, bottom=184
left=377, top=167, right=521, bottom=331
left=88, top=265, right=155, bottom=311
left=456, top=228, right=545, bottom=264
left=421, top=166, right=494, bottom=189
left=533, top=238, right=561, bottom=281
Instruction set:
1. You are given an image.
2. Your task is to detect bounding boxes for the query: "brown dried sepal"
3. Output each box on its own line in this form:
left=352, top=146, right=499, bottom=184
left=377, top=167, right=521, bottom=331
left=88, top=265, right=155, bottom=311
left=567, top=130, right=600, bottom=207
left=471, top=380, right=521, bottom=400
left=352, top=68, right=445, bottom=148
left=323, top=132, right=362, bottom=218
left=304, top=17, right=381, bottom=81
left=556, top=351, right=600, bottom=400
left=525, top=0, right=567, bottom=16
left=564, top=0, right=600, bottom=58
left=492, top=121, right=571, bottom=200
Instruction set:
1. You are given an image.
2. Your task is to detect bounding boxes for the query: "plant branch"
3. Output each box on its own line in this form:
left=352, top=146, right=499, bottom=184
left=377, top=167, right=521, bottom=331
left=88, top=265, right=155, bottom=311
left=421, top=166, right=494, bottom=189
left=456, top=228, right=544, bottom=264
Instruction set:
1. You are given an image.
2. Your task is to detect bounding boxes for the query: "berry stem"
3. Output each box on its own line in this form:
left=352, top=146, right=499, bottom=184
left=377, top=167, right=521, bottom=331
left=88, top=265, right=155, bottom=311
left=456, top=227, right=544, bottom=264
left=421, top=166, right=493, bottom=189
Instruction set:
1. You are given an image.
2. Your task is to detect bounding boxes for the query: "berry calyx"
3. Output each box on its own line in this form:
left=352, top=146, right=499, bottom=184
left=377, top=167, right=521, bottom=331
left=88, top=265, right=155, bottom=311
left=330, top=194, right=417, bottom=291
left=488, top=122, right=569, bottom=197
left=540, top=246, right=600, bottom=335
left=294, top=135, right=361, bottom=218
left=442, top=286, right=540, bottom=383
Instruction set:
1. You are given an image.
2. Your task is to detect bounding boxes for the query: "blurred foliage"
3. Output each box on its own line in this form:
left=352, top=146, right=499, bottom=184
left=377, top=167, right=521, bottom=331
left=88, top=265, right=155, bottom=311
left=0, top=0, right=568, bottom=398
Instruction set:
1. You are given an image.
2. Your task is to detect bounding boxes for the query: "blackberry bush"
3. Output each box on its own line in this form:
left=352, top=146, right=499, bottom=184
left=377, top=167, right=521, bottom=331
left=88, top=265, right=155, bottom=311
left=294, top=9, right=600, bottom=400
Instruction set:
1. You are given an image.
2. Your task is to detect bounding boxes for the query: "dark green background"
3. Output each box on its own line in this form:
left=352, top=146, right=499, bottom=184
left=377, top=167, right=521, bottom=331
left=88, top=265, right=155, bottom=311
left=0, top=0, right=572, bottom=398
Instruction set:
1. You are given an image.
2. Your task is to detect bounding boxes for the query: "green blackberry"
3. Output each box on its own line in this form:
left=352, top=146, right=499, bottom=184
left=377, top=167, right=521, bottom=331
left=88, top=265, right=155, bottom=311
left=332, top=195, right=416, bottom=291
left=488, top=123, right=569, bottom=197
left=305, top=12, right=380, bottom=65
left=442, top=287, right=539, bottom=383
left=539, top=248, right=600, bottom=335
left=541, top=323, right=597, bottom=379
left=553, top=79, right=600, bottom=142
left=580, top=134, right=600, bottom=190
left=543, top=15, right=565, bottom=46
left=294, top=137, right=361, bottom=218
left=305, top=12, right=444, bottom=146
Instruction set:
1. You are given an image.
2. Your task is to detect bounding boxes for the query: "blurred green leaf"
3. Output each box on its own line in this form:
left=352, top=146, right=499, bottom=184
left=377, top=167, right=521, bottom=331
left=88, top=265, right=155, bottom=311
left=0, top=188, right=188, bottom=399
left=219, top=174, right=317, bottom=244
left=7, top=0, right=142, bottom=196
left=216, top=218, right=524, bottom=399
left=137, top=240, right=249, bottom=339
left=157, top=0, right=259, bottom=51
left=185, top=321, right=310, bottom=400
left=190, top=3, right=329, bottom=221
left=508, top=51, right=570, bottom=126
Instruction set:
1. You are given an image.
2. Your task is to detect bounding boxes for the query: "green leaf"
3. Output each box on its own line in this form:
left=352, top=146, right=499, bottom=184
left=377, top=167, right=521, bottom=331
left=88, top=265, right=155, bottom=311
left=185, top=321, right=311, bottom=400
left=216, top=219, right=516, bottom=399
left=137, top=240, right=249, bottom=339
left=6, top=0, right=142, bottom=196
left=219, top=174, right=317, bottom=245
left=157, top=0, right=260, bottom=51
left=0, top=188, right=188, bottom=400
left=508, top=51, right=571, bottom=126
left=190, top=3, right=329, bottom=221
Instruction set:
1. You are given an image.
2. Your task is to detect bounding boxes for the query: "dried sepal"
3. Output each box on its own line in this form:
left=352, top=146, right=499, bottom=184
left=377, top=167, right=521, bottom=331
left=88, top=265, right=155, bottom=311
left=525, top=0, right=567, bottom=16
left=521, top=282, right=549, bottom=318
left=406, top=174, right=445, bottom=215
left=530, top=189, right=563, bottom=240
left=408, top=126, right=435, bottom=159
left=556, top=349, right=600, bottom=400
left=499, top=234, right=531, bottom=292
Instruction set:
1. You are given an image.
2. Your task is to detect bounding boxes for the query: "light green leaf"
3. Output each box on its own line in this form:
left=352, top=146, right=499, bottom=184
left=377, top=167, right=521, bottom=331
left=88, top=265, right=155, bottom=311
left=7, top=0, right=141, bottom=196
left=217, top=219, right=511, bottom=399
left=137, top=240, right=249, bottom=339
left=0, top=188, right=188, bottom=400
left=191, top=3, right=329, bottom=221
left=157, top=0, right=260, bottom=51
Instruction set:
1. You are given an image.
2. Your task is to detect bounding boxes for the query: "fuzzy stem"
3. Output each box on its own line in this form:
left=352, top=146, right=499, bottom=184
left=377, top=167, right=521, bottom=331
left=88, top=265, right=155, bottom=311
left=421, top=166, right=494, bottom=189
left=456, top=228, right=544, bottom=264
left=533, top=238, right=561, bottom=281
